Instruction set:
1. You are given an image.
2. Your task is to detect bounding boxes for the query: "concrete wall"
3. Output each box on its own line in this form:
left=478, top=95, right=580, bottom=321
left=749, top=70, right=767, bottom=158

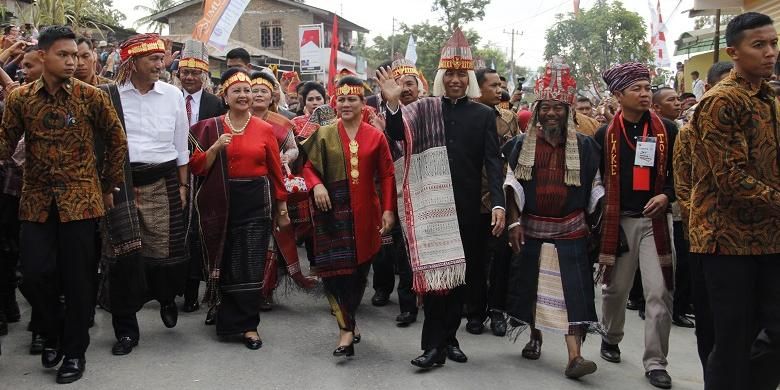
left=683, top=48, right=730, bottom=86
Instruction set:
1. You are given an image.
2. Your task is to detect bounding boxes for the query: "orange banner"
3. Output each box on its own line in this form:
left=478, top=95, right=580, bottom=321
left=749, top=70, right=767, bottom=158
left=192, top=0, right=250, bottom=49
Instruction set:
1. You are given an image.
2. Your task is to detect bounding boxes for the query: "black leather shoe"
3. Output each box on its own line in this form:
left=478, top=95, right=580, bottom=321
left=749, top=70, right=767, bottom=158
left=333, top=343, right=354, bottom=357
left=646, top=369, right=672, bottom=389
left=396, top=312, right=417, bottom=327
left=672, top=314, right=695, bottom=328
left=446, top=345, right=468, bottom=363
left=600, top=341, right=621, bottom=363
left=243, top=336, right=263, bottom=350
left=490, top=314, right=507, bottom=337
left=160, top=302, right=178, bottom=328
left=56, top=358, right=85, bottom=384
left=30, top=333, right=46, bottom=355
left=41, top=345, right=63, bottom=368
left=0, top=319, right=6, bottom=336
left=565, top=356, right=598, bottom=379
left=182, top=300, right=200, bottom=313
left=522, top=337, right=543, bottom=360
left=371, top=291, right=389, bottom=307
left=411, top=348, right=446, bottom=368
left=111, top=337, right=138, bottom=356
left=466, top=318, right=484, bottom=335
left=205, top=306, right=217, bottom=325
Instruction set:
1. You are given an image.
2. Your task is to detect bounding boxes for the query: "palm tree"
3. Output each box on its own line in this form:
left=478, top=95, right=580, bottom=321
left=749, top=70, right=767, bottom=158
left=134, top=0, right=183, bottom=34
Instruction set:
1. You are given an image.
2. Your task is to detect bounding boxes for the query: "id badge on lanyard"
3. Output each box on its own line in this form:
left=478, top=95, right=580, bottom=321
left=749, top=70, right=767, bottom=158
left=624, top=122, right=655, bottom=191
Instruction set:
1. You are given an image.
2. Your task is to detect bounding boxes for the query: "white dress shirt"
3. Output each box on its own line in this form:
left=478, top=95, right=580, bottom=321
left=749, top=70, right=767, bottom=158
left=119, top=81, right=190, bottom=166
left=184, top=88, right=203, bottom=127
left=692, top=79, right=705, bottom=101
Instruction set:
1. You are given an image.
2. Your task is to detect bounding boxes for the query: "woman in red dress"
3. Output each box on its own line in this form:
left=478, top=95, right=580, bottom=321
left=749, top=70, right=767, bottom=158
left=301, top=76, right=396, bottom=357
left=189, top=68, right=290, bottom=349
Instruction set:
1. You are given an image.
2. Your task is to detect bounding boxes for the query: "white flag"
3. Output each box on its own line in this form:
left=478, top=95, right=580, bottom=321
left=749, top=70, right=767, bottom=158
left=405, top=35, right=417, bottom=65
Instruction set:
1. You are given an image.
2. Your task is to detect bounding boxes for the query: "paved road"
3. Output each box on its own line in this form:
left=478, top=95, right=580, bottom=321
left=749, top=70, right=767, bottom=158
left=0, top=261, right=704, bottom=389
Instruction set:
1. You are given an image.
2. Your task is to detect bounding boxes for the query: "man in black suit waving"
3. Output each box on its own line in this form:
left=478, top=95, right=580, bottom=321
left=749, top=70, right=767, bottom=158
left=176, top=39, right=225, bottom=314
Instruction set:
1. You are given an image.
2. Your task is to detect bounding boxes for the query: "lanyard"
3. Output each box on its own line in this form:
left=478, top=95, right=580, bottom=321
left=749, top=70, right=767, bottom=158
left=620, top=119, right=648, bottom=152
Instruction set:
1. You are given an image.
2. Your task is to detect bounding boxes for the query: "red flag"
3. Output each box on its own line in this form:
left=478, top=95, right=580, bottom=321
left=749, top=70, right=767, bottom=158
left=327, top=14, right=339, bottom=97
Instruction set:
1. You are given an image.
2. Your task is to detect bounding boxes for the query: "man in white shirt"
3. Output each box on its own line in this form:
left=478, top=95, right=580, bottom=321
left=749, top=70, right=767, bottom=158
left=106, top=34, right=190, bottom=357
left=691, top=70, right=705, bottom=101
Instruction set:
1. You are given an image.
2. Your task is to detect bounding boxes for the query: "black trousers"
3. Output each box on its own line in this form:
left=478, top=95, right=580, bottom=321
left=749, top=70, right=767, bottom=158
left=19, top=205, right=97, bottom=358
left=421, top=286, right=464, bottom=350
left=701, top=253, right=780, bottom=390
left=689, top=254, right=714, bottom=374
left=465, top=215, right=504, bottom=321
left=0, top=194, right=20, bottom=317
left=421, top=222, right=483, bottom=350
left=372, top=226, right=417, bottom=314
left=672, top=221, right=691, bottom=316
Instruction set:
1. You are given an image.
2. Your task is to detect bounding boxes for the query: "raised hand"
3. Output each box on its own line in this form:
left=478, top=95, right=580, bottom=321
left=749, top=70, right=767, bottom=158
left=375, top=66, right=402, bottom=109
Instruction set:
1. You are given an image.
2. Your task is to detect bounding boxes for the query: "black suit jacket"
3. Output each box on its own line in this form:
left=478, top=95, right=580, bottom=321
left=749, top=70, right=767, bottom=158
left=386, top=96, right=504, bottom=227
left=198, top=91, right=226, bottom=122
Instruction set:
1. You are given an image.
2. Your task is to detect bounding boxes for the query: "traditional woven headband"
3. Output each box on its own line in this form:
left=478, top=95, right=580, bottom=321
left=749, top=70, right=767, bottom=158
left=179, top=58, right=209, bottom=72
left=392, top=65, right=419, bottom=80
left=251, top=77, right=275, bottom=91
left=220, top=72, right=251, bottom=95
left=121, top=39, right=165, bottom=62
left=335, top=84, right=364, bottom=97
left=438, top=56, right=474, bottom=71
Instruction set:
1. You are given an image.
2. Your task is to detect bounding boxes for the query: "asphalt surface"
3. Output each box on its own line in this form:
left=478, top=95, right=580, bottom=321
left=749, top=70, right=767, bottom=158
left=0, top=255, right=704, bottom=389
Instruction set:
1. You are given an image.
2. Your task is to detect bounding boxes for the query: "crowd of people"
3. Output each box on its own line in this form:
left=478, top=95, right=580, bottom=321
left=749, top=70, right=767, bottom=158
left=0, top=11, right=777, bottom=390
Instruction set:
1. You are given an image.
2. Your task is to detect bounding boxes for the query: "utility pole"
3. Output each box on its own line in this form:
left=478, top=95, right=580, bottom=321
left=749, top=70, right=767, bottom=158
left=713, top=8, right=721, bottom=63
left=390, top=17, right=396, bottom=59
left=503, top=29, right=522, bottom=89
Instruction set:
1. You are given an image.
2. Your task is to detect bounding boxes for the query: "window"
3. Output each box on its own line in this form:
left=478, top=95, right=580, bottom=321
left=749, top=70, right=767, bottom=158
left=260, top=20, right=283, bottom=48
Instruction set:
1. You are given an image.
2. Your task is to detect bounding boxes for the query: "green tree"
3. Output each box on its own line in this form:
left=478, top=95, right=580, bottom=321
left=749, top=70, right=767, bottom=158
left=134, top=0, right=184, bottom=34
left=358, top=22, right=481, bottom=82
left=30, top=0, right=126, bottom=32
left=431, top=0, right=491, bottom=33
left=544, top=0, right=652, bottom=98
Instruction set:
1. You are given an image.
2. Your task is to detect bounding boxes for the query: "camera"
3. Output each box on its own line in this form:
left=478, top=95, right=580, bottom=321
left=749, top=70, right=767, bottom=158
left=15, top=69, right=24, bottom=83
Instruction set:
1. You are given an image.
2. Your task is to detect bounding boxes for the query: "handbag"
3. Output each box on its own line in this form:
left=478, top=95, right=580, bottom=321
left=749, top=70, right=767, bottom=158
left=282, top=162, right=307, bottom=194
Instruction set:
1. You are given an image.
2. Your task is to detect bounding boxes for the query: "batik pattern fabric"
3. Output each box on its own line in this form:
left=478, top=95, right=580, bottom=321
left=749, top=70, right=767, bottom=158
left=688, top=70, right=780, bottom=255
left=394, top=98, right=465, bottom=293
left=0, top=77, right=127, bottom=222
left=672, top=124, right=694, bottom=235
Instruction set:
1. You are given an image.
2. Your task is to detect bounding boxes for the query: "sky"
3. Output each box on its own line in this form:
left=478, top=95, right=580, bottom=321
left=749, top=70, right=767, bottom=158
left=117, top=0, right=699, bottom=71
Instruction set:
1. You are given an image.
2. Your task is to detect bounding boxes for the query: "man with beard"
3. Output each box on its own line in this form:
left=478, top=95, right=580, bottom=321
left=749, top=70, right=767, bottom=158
left=105, top=33, right=190, bottom=356
left=370, top=58, right=421, bottom=328
left=376, top=28, right=505, bottom=368
left=596, top=62, right=678, bottom=389
left=465, top=67, right=518, bottom=336
left=502, top=58, right=603, bottom=379
left=0, top=25, right=127, bottom=383
left=175, top=39, right=225, bottom=314
left=75, top=37, right=112, bottom=86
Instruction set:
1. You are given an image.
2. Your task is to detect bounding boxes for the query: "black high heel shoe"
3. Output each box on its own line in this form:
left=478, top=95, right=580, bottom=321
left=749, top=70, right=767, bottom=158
left=333, top=343, right=355, bottom=357
left=353, top=333, right=361, bottom=344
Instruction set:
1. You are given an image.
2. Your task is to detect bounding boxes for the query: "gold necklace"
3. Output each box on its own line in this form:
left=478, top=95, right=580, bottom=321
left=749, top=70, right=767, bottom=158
left=226, top=112, right=251, bottom=134
left=347, top=127, right=359, bottom=184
